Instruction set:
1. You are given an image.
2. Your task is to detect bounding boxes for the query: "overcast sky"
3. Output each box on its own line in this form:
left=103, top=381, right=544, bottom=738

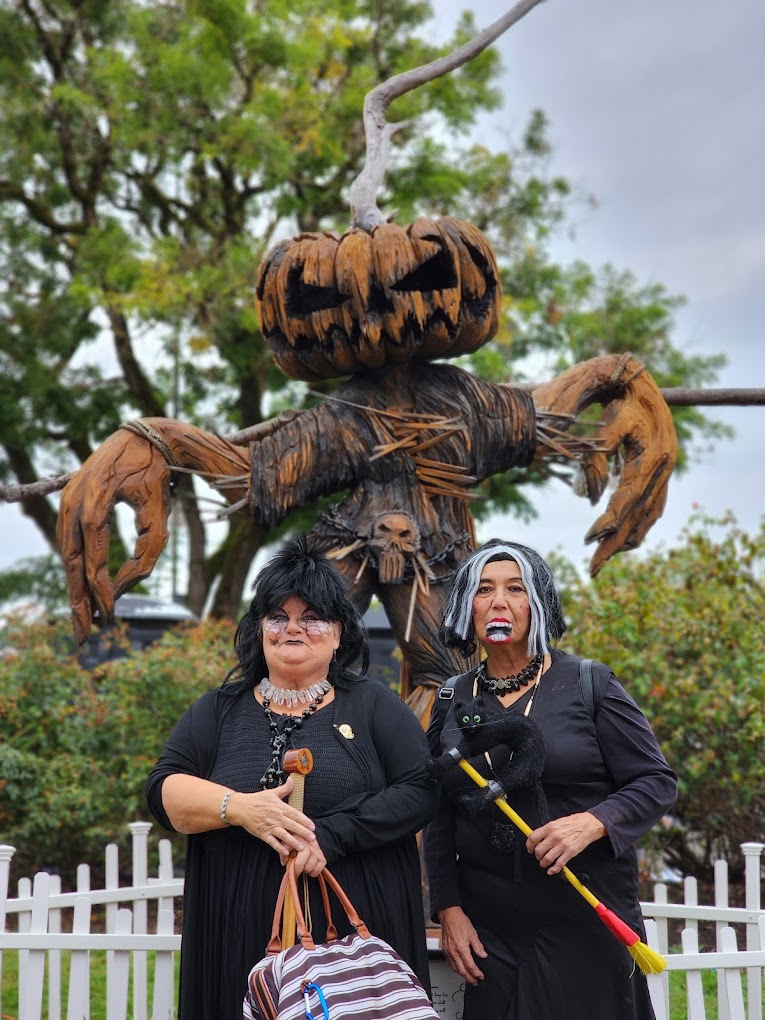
left=1, top=0, right=763, bottom=584
left=438, top=0, right=765, bottom=566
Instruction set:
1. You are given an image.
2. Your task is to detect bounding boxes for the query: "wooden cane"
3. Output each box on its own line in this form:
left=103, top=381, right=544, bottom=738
left=280, top=748, right=314, bottom=948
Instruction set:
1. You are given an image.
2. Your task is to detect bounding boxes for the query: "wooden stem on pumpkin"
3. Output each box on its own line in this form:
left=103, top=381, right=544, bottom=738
left=348, top=0, right=545, bottom=230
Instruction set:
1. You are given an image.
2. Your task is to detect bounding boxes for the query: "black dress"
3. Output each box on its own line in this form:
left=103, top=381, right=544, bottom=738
left=424, top=649, right=678, bottom=1020
left=146, top=678, right=434, bottom=1020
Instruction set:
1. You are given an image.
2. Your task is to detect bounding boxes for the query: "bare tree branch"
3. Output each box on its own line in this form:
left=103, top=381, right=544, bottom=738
left=349, top=0, right=544, bottom=229
left=660, top=387, right=765, bottom=406
left=0, top=474, right=72, bottom=502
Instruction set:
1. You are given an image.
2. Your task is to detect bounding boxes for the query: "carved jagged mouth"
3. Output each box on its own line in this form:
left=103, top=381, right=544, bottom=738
left=374, top=551, right=406, bottom=585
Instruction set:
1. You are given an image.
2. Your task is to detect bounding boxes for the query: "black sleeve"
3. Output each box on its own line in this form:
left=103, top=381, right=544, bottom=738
left=422, top=693, right=461, bottom=919
left=312, top=687, right=436, bottom=864
left=588, top=673, right=678, bottom=857
left=145, top=690, right=222, bottom=832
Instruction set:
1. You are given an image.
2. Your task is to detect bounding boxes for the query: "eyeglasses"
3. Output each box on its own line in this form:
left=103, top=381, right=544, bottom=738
left=263, top=613, right=334, bottom=636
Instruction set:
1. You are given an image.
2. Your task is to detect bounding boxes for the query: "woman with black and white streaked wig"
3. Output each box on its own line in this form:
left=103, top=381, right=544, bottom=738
left=439, top=539, right=566, bottom=659
left=425, top=539, right=677, bottom=1020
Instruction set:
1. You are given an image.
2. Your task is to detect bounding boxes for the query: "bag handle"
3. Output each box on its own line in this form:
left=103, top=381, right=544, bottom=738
left=318, top=867, right=370, bottom=939
left=267, top=863, right=370, bottom=955
left=318, top=871, right=338, bottom=943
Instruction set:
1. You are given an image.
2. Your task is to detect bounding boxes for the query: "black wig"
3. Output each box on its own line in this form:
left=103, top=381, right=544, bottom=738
left=223, top=535, right=368, bottom=691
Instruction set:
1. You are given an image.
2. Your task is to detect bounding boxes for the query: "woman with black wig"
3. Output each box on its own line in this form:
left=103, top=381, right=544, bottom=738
left=424, top=539, right=677, bottom=1020
left=146, top=536, right=434, bottom=1019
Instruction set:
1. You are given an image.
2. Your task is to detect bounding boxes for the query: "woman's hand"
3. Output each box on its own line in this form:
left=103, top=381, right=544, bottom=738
left=438, top=906, right=487, bottom=986
left=226, top=777, right=318, bottom=857
left=286, top=841, right=327, bottom=878
left=526, top=811, right=606, bottom=875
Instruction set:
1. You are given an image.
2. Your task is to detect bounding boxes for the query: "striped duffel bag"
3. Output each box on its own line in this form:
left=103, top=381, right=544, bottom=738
left=243, top=861, right=438, bottom=1020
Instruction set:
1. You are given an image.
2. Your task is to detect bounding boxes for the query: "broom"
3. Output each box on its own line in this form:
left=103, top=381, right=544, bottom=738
left=451, top=750, right=666, bottom=975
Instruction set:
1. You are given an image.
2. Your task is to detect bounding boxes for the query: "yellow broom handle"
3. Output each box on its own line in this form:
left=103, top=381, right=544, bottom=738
left=456, top=758, right=601, bottom=910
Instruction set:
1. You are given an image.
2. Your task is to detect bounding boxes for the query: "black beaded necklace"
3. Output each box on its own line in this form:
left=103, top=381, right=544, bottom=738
left=258, top=689, right=329, bottom=788
left=479, top=653, right=544, bottom=694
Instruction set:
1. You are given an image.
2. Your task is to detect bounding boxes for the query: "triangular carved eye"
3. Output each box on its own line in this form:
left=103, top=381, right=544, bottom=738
left=285, top=268, right=348, bottom=317
left=390, top=249, right=458, bottom=293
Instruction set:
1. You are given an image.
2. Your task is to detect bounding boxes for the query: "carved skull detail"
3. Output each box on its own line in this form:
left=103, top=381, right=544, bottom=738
left=369, top=511, right=421, bottom=584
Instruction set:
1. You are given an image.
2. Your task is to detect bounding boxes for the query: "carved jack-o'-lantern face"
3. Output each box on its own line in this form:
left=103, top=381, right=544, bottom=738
left=369, top=511, right=421, bottom=585
left=255, top=217, right=501, bottom=380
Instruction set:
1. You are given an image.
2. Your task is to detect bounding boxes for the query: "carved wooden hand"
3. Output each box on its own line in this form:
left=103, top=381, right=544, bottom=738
left=531, top=354, right=678, bottom=573
left=56, top=419, right=249, bottom=642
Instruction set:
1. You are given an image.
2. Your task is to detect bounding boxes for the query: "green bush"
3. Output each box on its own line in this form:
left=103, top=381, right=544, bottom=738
left=0, top=616, right=234, bottom=883
left=558, top=514, right=765, bottom=878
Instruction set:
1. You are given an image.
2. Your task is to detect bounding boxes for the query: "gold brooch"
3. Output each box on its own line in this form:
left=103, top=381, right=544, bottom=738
left=337, top=723, right=355, bottom=740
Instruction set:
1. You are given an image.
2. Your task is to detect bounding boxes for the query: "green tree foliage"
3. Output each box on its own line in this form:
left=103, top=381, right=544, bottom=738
left=0, top=0, right=725, bottom=616
left=0, top=616, right=232, bottom=880
left=0, top=554, right=68, bottom=614
left=557, top=515, right=765, bottom=878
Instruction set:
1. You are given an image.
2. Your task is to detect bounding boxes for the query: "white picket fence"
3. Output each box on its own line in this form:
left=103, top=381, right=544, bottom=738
left=0, top=823, right=181, bottom=1020
left=0, top=826, right=763, bottom=1020
left=641, top=842, right=765, bottom=1020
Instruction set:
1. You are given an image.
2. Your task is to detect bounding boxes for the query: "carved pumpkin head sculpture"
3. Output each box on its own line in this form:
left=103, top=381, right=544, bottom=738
left=255, top=217, right=501, bottom=380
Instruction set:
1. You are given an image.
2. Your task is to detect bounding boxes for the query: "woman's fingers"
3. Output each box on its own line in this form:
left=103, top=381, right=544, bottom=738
left=274, top=776, right=295, bottom=798
left=439, top=907, right=486, bottom=985
left=526, top=812, right=606, bottom=874
left=272, top=780, right=317, bottom=838
left=447, top=941, right=485, bottom=985
left=232, top=789, right=317, bottom=848
left=265, top=834, right=293, bottom=856
left=289, top=843, right=327, bottom=878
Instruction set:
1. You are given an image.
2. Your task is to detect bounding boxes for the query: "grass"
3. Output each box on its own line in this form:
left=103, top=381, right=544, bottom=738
left=1, top=948, right=760, bottom=1019
left=668, top=966, right=723, bottom=1019
left=0, top=950, right=179, bottom=1019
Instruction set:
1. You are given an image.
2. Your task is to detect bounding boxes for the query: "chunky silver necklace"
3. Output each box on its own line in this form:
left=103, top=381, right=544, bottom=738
left=256, top=677, right=332, bottom=707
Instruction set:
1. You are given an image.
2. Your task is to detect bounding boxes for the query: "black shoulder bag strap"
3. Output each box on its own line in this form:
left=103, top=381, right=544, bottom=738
left=579, top=658, right=605, bottom=721
left=435, top=671, right=473, bottom=732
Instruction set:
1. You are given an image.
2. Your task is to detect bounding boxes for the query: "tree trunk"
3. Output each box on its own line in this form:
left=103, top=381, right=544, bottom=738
left=208, top=518, right=267, bottom=620
left=3, top=443, right=59, bottom=550
left=176, top=476, right=208, bottom=616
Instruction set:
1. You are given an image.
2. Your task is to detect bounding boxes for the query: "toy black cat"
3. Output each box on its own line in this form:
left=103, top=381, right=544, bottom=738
left=428, top=694, right=550, bottom=853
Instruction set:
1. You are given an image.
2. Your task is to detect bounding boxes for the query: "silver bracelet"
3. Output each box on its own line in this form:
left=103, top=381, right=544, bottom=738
left=220, top=790, right=234, bottom=826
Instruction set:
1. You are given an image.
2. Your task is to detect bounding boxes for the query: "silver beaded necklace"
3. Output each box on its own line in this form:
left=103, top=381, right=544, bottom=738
left=256, top=677, right=332, bottom=708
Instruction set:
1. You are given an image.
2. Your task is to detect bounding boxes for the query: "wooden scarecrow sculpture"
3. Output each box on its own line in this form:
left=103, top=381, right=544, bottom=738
left=54, top=2, right=677, bottom=723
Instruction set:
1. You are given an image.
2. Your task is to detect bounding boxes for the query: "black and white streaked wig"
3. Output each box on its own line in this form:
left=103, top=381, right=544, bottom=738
left=440, top=540, right=566, bottom=658
left=223, top=535, right=368, bottom=692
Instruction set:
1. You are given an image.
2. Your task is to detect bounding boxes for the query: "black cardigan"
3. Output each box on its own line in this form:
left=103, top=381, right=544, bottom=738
left=146, top=677, right=436, bottom=859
